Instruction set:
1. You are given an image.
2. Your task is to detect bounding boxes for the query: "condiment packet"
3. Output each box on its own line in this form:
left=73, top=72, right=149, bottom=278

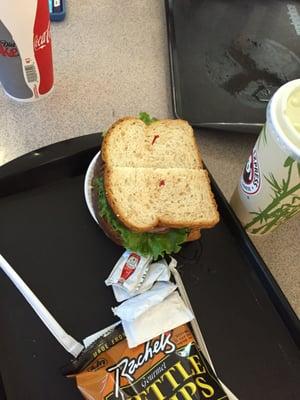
left=112, top=281, right=177, bottom=321
left=154, top=258, right=171, bottom=281
left=112, top=284, right=134, bottom=302
left=64, top=323, right=230, bottom=400
left=105, top=250, right=152, bottom=292
left=122, top=291, right=194, bottom=348
left=112, top=258, right=171, bottom=302
left=133, top=258, right=171, bottom=292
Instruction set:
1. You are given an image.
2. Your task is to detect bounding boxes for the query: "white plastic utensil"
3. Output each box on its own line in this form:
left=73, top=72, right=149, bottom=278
left=169, top=257, right=239, bottom=400
left=0, top=253, right=84, bottom=357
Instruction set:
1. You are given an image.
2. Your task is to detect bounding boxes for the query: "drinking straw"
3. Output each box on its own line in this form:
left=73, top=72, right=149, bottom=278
left=169, top=257, right=238, bottom=400
left=0, top=254, right=84, bottom=357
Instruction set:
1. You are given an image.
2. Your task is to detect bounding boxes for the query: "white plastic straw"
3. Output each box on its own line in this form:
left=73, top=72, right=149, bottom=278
left=0, top=254, right=84, bottom=358
left=169, top=257, right=239, bottom=400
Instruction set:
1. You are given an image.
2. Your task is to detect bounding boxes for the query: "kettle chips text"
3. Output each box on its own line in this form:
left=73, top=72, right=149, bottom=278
left=106, top=335, right=226, bottom=400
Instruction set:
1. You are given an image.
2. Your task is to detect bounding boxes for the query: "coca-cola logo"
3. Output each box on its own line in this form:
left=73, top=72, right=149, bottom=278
left=0, top=40, right=19, bottom=57
left=33, top=21, right=51, bottom=51
left=241, top=149, right=261, bottom=195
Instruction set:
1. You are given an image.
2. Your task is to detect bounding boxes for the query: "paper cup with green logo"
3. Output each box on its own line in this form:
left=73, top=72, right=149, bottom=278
left=230, top=79, right=300, bottom=235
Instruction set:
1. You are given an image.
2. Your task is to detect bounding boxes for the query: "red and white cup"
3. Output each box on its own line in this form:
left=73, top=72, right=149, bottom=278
left=0, top=0, right=54, bottom=102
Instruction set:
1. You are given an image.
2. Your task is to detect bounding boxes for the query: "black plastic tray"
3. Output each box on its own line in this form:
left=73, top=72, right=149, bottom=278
left=0, top=134, right=299, bottom=400
left=166, top=0, right=300, bottom=133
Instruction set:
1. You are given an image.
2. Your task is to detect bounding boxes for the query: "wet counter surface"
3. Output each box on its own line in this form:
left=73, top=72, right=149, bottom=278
left=0, top=0, right=299, bottom=317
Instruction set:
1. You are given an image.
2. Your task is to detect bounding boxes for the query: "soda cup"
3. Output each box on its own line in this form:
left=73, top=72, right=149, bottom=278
left=0, top=0, right=54, bottom=101
left=230, top=80, right=300, bottom=235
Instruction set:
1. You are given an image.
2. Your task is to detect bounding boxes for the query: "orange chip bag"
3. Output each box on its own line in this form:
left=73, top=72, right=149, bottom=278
left=63, top=323, right=228, bottom=400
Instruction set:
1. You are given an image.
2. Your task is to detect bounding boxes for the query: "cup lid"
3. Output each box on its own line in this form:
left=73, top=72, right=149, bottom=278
left=269, top=79, right=300, bottom=162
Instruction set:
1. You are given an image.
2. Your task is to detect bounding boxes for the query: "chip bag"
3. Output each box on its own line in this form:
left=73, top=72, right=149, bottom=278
left=63, top=323, right=228, bottom=400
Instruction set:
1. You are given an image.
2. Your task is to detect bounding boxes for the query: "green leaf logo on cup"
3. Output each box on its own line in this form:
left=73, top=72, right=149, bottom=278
left=230, top=80, right=300, bottom=235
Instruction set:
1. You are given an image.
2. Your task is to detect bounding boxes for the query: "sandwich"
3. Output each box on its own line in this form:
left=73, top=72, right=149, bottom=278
left=92, top=113, right=219, bottom=259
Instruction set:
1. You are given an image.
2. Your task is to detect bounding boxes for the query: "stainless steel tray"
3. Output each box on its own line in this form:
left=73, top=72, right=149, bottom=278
left=166, top=0, right=300, bottom=133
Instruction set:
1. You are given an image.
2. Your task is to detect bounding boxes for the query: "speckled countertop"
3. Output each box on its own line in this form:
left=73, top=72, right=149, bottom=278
left=0, top=1, right=299, bottom=316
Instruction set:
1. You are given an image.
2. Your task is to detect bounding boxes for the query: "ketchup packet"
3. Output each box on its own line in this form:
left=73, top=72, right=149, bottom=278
left=105, top=251, right=152, bottom=293
left=112, top=259, right=171, bottom=303
left=64, top=323, right=228, bottom=400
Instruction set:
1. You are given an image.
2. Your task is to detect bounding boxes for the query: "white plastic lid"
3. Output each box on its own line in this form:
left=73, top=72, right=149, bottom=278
left=268, top=79, right=300, bottom=162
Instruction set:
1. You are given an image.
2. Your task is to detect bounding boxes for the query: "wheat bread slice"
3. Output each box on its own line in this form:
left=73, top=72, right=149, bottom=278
left=104, top=167, right=219, bottom=232
left=92, top=156, right=201, bottom=241
left=102, top=117, right=203, bottom=169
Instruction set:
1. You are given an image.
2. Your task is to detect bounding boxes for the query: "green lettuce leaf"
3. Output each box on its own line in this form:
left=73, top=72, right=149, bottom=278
left=102, top=112, right=156, bottom=137
left=94, top=177, right=188, bottom=259
left=139, top=112, right=158, bottom=125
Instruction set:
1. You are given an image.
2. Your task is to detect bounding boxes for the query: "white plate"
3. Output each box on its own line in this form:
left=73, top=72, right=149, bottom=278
left=84, top=151, right=101, bottom=224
